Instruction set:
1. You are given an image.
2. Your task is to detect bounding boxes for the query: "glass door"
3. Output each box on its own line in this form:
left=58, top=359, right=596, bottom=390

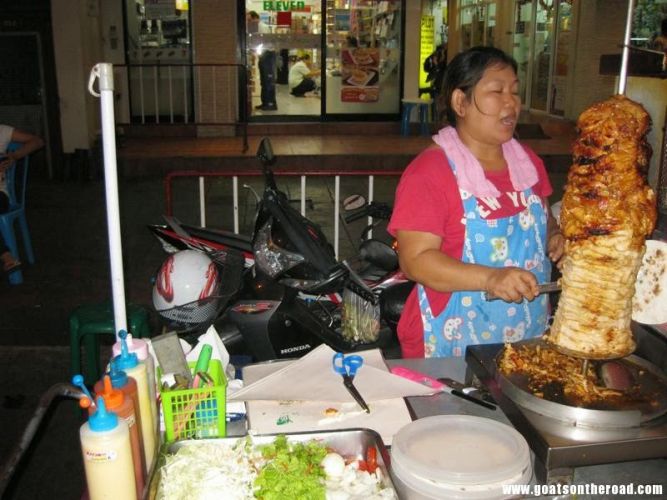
left=512, top=0, right=569, bottom=114
left=529, top=0, right=555, bottom=111
left=551, top=0, right=572, bottom=115
left=511, top=0, right=534, bottom=104
left=460, top=1, right=497, bottom=50
left=324, top=0, right=402, bottom=116
left=245, top=1, right=323, bottom=117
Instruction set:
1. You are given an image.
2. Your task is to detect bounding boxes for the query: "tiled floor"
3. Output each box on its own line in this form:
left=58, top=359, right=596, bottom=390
left=251, top=84, right=321, bottom=117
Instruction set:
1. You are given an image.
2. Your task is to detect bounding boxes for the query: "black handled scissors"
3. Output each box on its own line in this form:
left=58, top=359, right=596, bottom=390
left=333, top=352, right=370, bottom=413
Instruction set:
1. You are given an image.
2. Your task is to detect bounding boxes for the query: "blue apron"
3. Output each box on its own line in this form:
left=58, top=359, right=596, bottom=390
left=419, top=160, right=550, bottom=358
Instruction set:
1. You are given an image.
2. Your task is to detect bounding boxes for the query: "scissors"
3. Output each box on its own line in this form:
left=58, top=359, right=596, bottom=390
left=332, top=352, right=370, bottom=413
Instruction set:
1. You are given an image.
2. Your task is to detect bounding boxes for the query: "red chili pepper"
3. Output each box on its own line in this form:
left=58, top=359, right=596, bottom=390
left=366, top=447, right=378, bottom=473
left=357, top=460, right=368, bottom=472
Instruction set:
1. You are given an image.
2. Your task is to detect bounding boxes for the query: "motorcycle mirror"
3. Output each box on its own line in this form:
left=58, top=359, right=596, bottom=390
left=343, top=195, right=366, bottom=211
left=256, top=137, right=276, bottom=166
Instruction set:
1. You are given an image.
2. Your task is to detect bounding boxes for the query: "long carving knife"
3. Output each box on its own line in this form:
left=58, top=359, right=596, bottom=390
left=484, top=281, right=561, bottom=301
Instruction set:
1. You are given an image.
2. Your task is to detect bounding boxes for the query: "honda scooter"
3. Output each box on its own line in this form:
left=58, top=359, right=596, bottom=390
left=150, top=138, right=413, bottom=360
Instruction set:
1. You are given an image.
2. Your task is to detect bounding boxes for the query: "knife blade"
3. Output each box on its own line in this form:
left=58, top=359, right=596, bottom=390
left=343, top=376, right=370, bottom=413
left=484, top=281, right=561, bottom=301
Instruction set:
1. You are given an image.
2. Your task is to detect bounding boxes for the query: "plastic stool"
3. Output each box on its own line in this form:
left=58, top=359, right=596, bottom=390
left=69, top=302, right=151, bottom=385
left=401, top=98, right=433, bottom=136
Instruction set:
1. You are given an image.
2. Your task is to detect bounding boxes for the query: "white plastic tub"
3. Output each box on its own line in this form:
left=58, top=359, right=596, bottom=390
left=390, top=415, right=533, bottom=499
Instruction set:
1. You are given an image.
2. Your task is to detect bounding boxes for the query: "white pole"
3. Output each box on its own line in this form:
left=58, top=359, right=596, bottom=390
left=618, top=0, right=635, bottom=95
left=199, top=176, right=206, bottom=227
left=88, top=63, right=127, bottom=338
left=368, top=175, right=374, bottom=239
left=334, top=175, right=340, bottom=259
left=301, top=175, right=306, bottom=216
left=233, top=176, right=239, bottom=234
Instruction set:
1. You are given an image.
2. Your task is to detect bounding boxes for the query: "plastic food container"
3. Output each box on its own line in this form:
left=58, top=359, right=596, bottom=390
left=391, top=415, right=532, bottom=499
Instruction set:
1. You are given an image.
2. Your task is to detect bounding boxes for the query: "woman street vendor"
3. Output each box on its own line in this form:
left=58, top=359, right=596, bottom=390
left=388, top=46, right=564, bottom=358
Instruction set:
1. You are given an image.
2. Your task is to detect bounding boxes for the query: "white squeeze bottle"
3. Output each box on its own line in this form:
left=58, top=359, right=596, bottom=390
left=112, top=333, right=157, bottom=472
left=112, top=331, right=157, bottom=430
left=80, top=396, right=137, bottom=500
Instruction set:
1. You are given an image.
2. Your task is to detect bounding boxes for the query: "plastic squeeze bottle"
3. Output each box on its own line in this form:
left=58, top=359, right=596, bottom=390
left=94, top=375, right=146, bottom=498
left=96, top=364, right=145, bottom=471
left=112, top=331, right=157, bottom=428
left=112, top=335, right=157, bottom=472
left=80, top=396, right=137, bottom=500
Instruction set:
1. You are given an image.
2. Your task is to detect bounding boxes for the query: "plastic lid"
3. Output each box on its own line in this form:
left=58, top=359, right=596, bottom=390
left=71, top=374, right=94, bottom=401
left=112, top=330, right=139, bottom=371
left=89, top=397, right=118, bottom=432
left=109, top=363, right=129, bottom=388
left=112, top=332, right=149, bottom=361
left=96, top=375, right=124, bottom=410
left=391, top=415, right=531, bottom=488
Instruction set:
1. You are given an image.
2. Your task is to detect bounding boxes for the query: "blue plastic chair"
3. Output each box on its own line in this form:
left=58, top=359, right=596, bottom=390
left=1, top=142, right=34, bottom=285
left=400, top=98, right=433, bottom=137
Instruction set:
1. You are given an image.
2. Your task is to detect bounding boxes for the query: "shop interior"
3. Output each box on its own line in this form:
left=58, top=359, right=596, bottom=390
left=246, top=0, right=402, bottom=119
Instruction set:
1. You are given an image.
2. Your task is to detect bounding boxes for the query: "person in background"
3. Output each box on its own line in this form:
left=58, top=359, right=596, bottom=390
left=0, top=125, right=43, bottom=273
left=248, top=11, right=278, bottom=111
left=650, top=18, right=667, bottom=71
left=651, top=18, right=667, bottom=51
left=423, top=43, right=447, bottom=99
left=289, top=54, right=320, bottom=97
left=388, top=46, right=564, bottom=358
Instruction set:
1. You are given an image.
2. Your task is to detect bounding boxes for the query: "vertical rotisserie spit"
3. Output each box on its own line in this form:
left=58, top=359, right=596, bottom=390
left=547, top=95, right=657, bottom=359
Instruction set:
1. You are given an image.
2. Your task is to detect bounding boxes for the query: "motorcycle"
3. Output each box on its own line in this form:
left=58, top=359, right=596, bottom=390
left=149, top=137, right=413, bottom=360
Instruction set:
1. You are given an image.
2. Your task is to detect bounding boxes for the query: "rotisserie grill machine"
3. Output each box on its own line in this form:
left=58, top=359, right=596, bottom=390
left=466, top=324, right=667, bottom=483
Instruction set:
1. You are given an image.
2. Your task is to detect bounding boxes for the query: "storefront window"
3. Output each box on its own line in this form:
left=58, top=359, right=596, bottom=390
left=124, top=0, right=193, bottom=122
left=632, top=0, right=667, bottom=48
left=551, top=0, right=572, bottom=115
left=244, top=0, right=402, bottom=119
left=245, top=1, right=323, bottom=117
left=325, top=0, right=402, bottom=115
left=511, top=0, right=533, bottom=104
left=529, top=0, right=555, bottom=111
left=460, top=1, right=497, bottom=50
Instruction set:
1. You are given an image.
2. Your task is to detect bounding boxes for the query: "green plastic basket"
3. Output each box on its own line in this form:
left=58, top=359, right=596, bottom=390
left=159, top=359, right=227, bottom=443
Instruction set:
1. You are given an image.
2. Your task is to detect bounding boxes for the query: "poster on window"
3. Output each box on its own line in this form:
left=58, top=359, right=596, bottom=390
left=341, top=48, right=380, bottom=103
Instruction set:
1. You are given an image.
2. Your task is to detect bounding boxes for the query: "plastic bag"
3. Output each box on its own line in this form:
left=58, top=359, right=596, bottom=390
left=341, top=288, right=380, bottom=344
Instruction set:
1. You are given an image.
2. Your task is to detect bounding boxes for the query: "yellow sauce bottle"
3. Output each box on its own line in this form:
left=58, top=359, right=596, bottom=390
left=112, top=333, right=156, bottom=472
left=79, top=397, right=136, bottom=500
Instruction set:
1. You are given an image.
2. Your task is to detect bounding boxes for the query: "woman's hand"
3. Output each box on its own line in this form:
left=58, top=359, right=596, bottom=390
left=546, top=202, right=564, bottom=269
left=484, top=267, right=539, bottom=303
left=547, top=231, right=565, bottom=269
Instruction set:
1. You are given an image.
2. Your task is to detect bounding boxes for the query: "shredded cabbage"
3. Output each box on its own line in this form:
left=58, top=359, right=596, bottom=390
left=157, top=440, right=258, bottom=500
left=156, top=436, right=396, bottom=500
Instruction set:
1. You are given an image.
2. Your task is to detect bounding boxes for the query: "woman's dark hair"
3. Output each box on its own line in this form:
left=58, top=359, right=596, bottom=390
left=437, top=46, right=518, bottom=126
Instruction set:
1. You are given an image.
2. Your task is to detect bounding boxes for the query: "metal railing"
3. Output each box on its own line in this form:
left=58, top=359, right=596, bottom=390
left=113, top=63, right=248, bottom=152
left=164, top=169, right=403, bottom=259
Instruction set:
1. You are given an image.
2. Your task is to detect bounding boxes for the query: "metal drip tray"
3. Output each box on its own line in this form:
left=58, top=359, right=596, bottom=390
left=465, top=326, right=667, bottom=482
left=496, top=343, right=667, bottom=429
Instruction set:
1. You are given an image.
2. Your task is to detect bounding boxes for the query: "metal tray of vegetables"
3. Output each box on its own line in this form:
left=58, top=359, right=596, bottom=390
left=147, top=428, right=397, bottom=499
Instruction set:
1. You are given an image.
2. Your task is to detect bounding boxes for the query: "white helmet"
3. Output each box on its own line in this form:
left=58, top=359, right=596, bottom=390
left=152, top=250, right=221, bottom=326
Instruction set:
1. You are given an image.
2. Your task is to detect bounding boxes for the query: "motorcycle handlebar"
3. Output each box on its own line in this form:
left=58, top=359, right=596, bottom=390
left=344, top=202, right=392, bottom=223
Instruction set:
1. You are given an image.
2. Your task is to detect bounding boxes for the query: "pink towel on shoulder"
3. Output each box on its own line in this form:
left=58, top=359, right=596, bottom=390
left=432, top=126, right=538, bottom=198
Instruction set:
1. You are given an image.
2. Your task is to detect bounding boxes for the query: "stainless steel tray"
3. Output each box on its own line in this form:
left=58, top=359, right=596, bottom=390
left=147, top=428, right=395, bottom=499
